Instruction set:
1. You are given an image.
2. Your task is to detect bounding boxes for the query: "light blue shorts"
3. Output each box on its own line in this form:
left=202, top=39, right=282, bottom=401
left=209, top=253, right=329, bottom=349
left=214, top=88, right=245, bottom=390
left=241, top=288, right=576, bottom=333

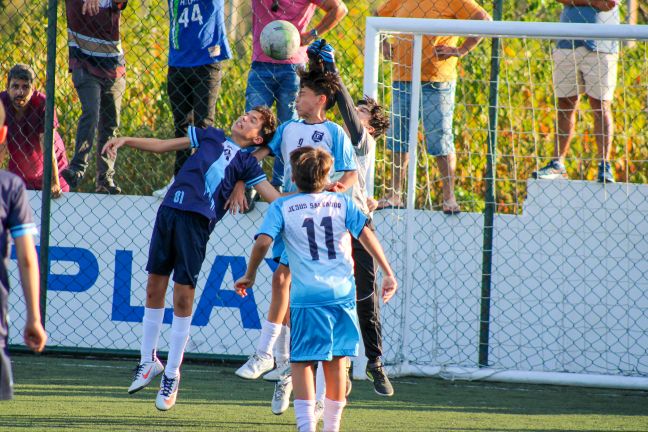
left=290, top=300, right=360, bottom=362
left=387, top=80, right=456, bottom=156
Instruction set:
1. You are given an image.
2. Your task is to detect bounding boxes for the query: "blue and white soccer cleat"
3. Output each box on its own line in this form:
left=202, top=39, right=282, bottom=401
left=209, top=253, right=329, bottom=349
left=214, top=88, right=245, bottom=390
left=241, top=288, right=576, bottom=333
left=271, top=373, right=292, bottom=415
left=155, top=374, right=180, bottom=411
left=235, top=354, right=274, bottom=379
left=128, top=359, right=164, bottom=394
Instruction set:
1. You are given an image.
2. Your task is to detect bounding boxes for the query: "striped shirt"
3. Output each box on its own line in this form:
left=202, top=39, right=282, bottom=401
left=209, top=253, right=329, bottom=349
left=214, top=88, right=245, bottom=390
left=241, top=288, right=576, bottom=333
left=66, top=0, right=127, bottom=79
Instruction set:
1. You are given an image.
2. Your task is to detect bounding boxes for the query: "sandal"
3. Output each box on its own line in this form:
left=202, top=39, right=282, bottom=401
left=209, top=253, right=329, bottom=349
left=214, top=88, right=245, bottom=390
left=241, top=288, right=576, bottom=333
left=376, top=196, right=404, bottom=210
left=442, top=200, right=461, bottom=215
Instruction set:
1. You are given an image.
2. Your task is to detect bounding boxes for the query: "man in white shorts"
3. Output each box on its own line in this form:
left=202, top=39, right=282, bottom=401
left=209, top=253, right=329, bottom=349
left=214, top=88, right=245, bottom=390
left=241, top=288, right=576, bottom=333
left=532, top=0, right=619, bottom=183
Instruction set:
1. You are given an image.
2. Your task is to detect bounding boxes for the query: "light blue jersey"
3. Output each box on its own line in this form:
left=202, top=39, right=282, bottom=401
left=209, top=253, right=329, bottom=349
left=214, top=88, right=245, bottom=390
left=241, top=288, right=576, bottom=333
left=258, top=192, right=367, bottom=307
left=267, top=120, right=356, bottom=193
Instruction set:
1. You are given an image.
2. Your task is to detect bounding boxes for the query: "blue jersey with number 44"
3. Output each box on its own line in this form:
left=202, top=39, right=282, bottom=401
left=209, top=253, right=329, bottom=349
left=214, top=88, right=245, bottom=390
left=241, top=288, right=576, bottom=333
left=258, top=192, right=368, bottom=307
left=168, top=0, right=232, bottom=67
left=162, top=126, right=266, bottom=224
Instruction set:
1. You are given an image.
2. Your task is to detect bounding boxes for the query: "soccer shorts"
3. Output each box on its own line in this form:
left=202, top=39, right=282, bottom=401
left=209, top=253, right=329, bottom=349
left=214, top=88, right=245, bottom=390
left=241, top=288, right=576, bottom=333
left=146, top=206, right=212, bottom=287
left=0, top=344, right=13, bottom=400
left=290, top=300, right=360, bottom=362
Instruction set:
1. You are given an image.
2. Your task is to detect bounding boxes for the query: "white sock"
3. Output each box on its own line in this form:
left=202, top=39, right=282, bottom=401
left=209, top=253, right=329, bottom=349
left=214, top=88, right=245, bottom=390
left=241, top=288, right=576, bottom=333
left=294, top=399, right=316, bottom=432
left=315, top=362, right=326, bottom=402
left=164, top=314, right=192, bottom=379
left=140, top=307, right=164, bottom=363
left=323, top=398, right=346, bottom=432
left=255, top=319, right=282, bottom=359
left=274, top=325, right=291, bottom=364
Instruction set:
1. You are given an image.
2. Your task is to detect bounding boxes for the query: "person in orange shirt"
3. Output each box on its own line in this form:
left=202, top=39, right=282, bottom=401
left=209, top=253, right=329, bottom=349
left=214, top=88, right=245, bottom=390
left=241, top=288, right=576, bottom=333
left=377, top=0, right=490, bottom=214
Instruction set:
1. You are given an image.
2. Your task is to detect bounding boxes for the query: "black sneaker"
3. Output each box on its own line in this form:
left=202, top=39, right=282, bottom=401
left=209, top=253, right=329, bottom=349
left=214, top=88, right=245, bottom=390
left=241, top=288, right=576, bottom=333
left=96, top=182, right=122, bottom=195
left=242, top=187, right=256, bottom=213
left=366, top=361, right=394, bottom=397
left=61, top=168, right=82, bottom=188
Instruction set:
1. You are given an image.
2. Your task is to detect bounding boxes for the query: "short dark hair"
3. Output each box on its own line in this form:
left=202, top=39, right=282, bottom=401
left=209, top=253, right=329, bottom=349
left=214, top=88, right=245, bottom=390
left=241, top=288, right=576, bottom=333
left=297, top=69, right=340, bottom=111
left=290, top=146, right=333, bottom=193
left=0, top=102, right=5, bottom=128
left=250, top=105, right=277, bottom=145
left=7, top=64, right=36, bottom=87
left=358, top=96, right=390, bottom=138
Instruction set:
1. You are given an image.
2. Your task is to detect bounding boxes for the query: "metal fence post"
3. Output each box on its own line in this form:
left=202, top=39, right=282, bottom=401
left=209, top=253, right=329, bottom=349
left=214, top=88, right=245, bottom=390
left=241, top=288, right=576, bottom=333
left=39, top=0, right=58, bottom=325
left=479, top=0, right=504, bottom=368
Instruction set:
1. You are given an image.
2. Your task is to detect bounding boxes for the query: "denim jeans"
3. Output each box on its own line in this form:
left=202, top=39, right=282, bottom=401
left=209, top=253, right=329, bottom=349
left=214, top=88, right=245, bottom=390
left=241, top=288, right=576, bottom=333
left=168, top=63, right=223, bottom=175
left=387, top=80, right=456, bottom=156
left=245, top=61, right=301, bottom=186
left=70, top=67, right=126, bottom=184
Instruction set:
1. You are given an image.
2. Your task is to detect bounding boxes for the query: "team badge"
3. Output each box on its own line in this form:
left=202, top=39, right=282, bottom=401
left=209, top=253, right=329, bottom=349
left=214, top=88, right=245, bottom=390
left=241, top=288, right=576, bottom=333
left=311, top=131, right=324, bottom=142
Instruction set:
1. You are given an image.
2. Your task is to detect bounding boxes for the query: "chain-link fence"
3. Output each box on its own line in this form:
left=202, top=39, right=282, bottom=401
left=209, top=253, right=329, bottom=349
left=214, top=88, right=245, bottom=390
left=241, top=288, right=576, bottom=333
left=4, top=0, right=648, bottom=387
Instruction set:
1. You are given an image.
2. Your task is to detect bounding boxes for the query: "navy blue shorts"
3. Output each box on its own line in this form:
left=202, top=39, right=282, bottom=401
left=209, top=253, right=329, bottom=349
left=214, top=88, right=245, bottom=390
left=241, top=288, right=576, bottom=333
left=146, top=206, right=212, bottom=287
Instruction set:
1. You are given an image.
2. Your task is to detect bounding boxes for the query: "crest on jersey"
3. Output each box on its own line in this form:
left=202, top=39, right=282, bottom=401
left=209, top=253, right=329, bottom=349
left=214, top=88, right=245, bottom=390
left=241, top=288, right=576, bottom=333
left=311, top=131, right=324, bottom=142
left=223, top=146, right=232, bottom=161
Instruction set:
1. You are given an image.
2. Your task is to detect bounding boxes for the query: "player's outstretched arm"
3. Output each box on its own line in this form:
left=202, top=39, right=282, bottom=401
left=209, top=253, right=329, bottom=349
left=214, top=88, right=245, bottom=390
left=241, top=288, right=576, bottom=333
left=102, top=136, right=191, bottom=159
left=224, top=180, right=249, bottom=215
left=234, top=234, right=273, bottom=297
left=254, top=180, right=280, bottom=203
left=325, top=170, right=357, bottom=193
left=14, top=234, right=47, bottom=352
left=358, top=227, right=398, bottom=303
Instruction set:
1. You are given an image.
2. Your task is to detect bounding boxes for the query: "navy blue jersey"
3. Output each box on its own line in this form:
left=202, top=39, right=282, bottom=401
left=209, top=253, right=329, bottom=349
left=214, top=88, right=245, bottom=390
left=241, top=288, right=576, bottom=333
left=162, top=126, right=266, bottom=224
left=0, top=170, right=38, bottom=345
left=168, top=0, right=232, bottom=67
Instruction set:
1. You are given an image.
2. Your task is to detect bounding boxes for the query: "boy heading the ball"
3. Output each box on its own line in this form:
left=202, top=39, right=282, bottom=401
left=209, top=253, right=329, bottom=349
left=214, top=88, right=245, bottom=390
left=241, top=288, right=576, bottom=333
left=102, top=107, right=279, bottom=411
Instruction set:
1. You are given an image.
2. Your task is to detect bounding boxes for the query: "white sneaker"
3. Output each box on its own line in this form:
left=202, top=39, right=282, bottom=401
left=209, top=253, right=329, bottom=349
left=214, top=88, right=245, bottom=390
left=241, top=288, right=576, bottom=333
left=235, top=354, right=274, bottom=380
left=262, top=359, right=290, bottom=381
left=128, top=359, right=164, bottom=394
left=152, top=178, right=174, bottom=199
left=155, top=374, right=180, bottom=411
left=271, top=374, right=292, bottom=415
left=314, top=399, right=324, bottom=424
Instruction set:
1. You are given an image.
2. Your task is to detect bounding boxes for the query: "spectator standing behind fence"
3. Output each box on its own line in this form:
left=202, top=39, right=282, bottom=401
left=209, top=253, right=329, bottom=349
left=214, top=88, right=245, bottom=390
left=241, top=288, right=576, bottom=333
left=0, top=64, right=68, bottom=197
left=376, top=0, right=490, bottom=214
left=532, top=0, right=619, bottom=183
left=0, top=103, right=48, bottom=401
left=152, top=0, right=232, bottom=199
left=60, top=0, right=127, bottom=195
left=245, top=0, right=348, bottom=191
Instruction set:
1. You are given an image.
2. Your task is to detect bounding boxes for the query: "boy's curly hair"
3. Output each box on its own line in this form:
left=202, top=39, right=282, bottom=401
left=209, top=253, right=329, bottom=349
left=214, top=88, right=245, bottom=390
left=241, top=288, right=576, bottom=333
left=357, top=96, right=390, bottom=138
left=297, top=69, right=341, bottom=111
left=250, top=105, right=278, bottom=144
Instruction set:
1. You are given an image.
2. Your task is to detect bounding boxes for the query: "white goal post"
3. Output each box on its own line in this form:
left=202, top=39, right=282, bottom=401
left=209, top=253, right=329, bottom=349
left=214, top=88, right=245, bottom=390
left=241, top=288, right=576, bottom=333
left=361, top=18, right=648, bottom=390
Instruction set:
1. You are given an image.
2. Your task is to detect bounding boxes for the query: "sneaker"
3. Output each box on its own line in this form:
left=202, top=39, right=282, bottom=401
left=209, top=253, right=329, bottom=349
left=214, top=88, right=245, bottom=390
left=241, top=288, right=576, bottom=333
left=597, top=162, right=615, bottom=183
left=155, top=374, right=180, bottom=411
left=271, top=373, right=292, bottom=415
left=235, top=354, right=274, bottom=379
left=61, top=168, right=82, bottom=188
left=346, top=358, right=353, bottom=397
left=128, top=359, right=164, bottom=394
left=153, top=178, right=174, bottom=199
left=262, top=359, right=290, bottom=381
left=96, top=182, right=122, bottom=195
left=531, top=160, right=568, bottom=180
left=366, top=361, right=394, bottom=397
left=314, top=399, right=324, bottom=424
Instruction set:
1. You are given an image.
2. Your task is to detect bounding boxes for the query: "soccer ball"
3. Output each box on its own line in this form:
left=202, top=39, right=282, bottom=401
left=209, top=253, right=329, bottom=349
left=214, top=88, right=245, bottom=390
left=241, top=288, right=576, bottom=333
left=260, top=20, right=301, bottom=60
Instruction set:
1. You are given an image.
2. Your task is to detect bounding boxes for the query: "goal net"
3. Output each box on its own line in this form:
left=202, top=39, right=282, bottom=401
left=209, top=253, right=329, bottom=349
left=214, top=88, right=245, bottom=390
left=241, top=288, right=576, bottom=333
left=364, top=17, right=648, bottom=388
